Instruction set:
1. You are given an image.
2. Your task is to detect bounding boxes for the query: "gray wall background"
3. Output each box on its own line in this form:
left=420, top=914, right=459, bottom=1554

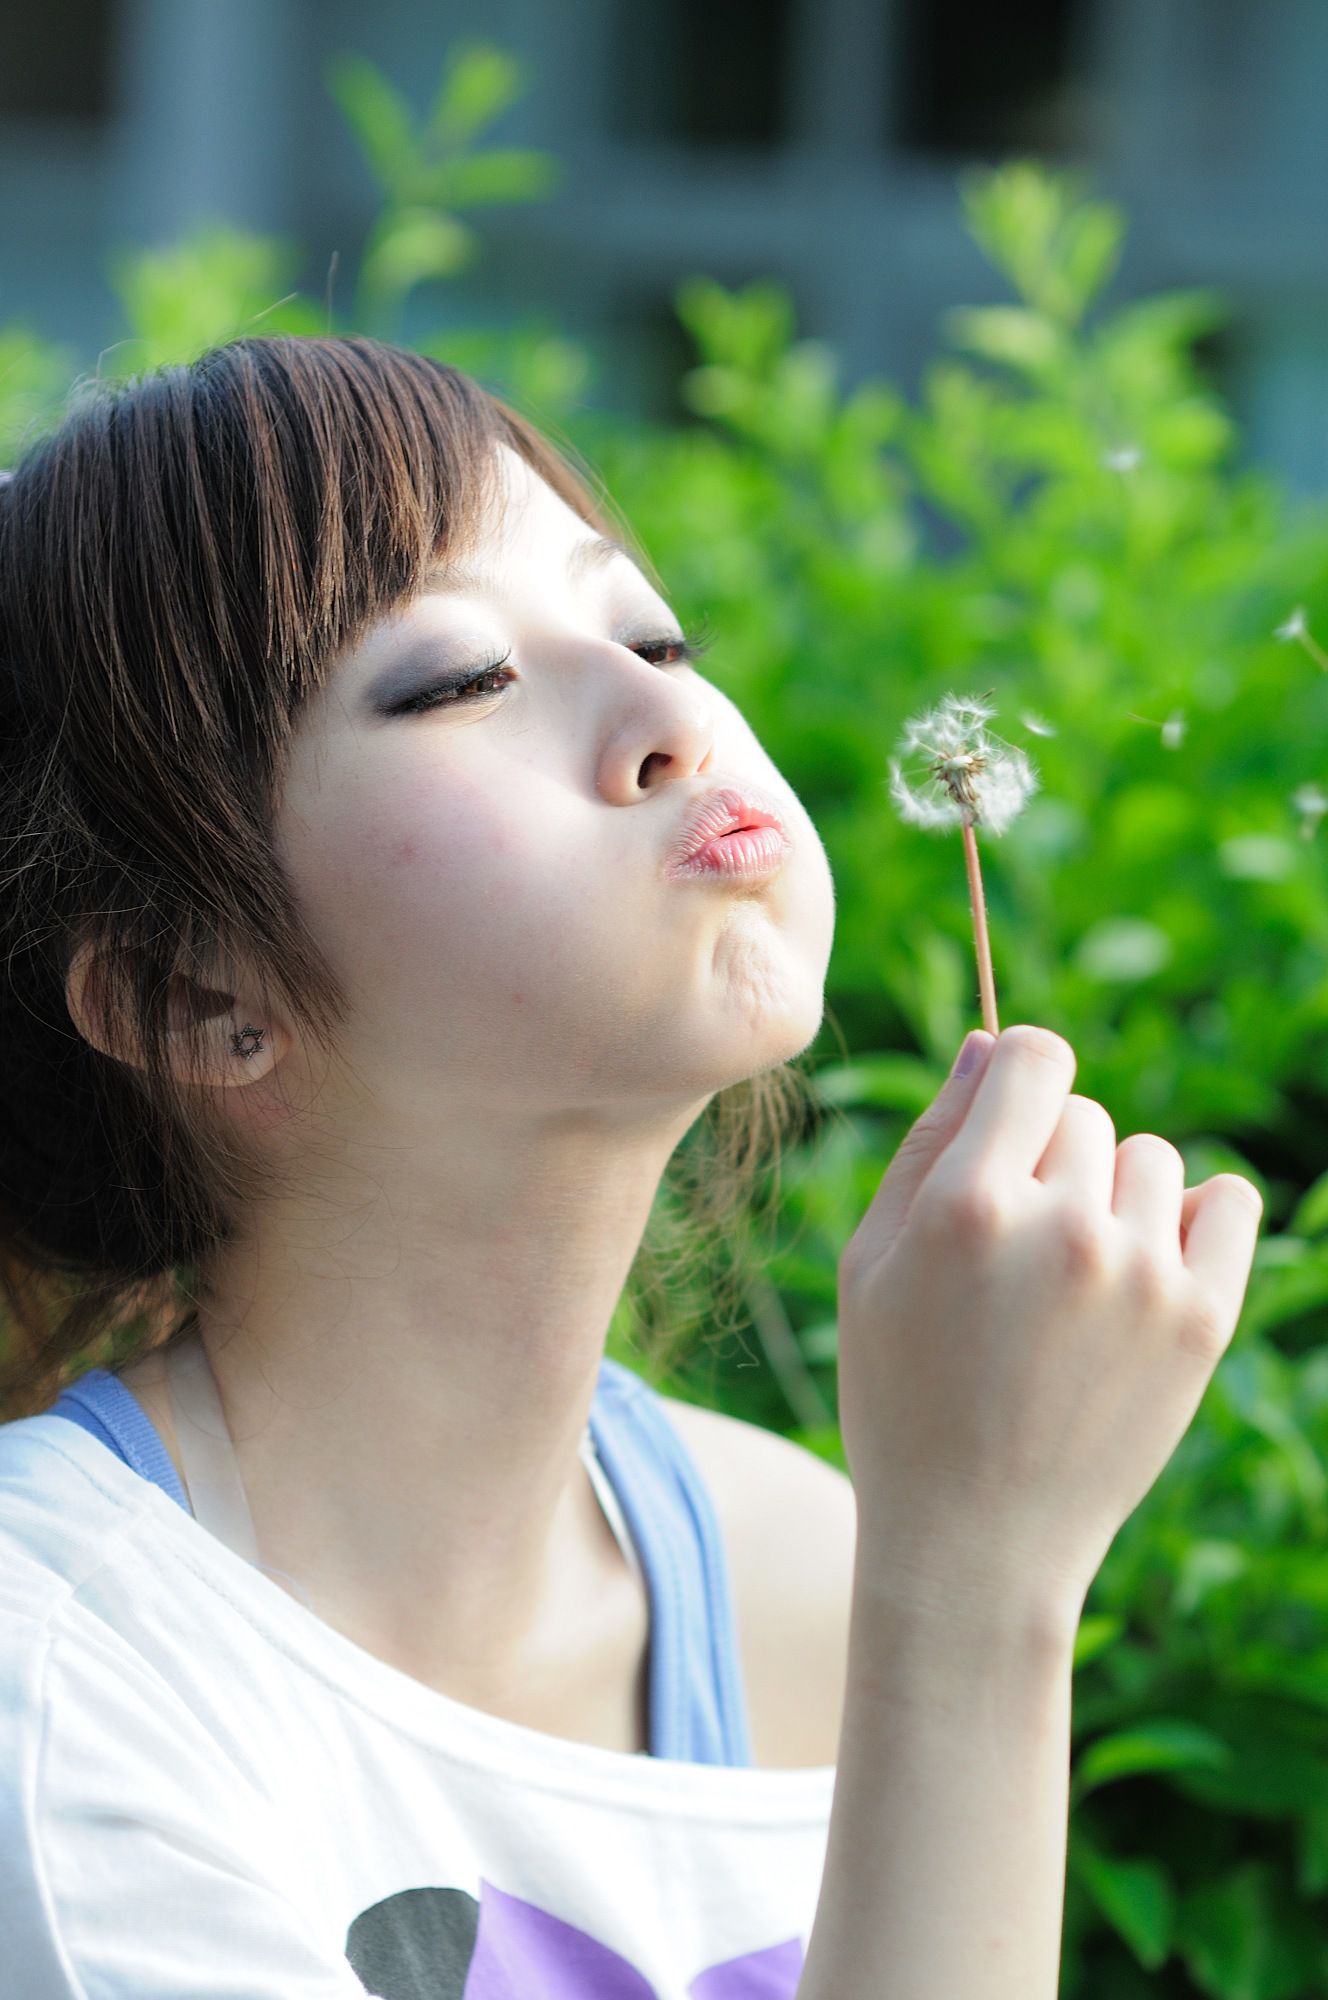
left=2, top=0, right=1326, bottom=490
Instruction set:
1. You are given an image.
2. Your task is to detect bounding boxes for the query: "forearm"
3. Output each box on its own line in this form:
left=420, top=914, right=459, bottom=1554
left=798, top=1574, right=1076, bottom=2000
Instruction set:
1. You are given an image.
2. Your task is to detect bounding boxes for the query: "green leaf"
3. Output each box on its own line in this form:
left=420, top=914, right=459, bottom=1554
left=425, top=322, right=593, bottom=421
left=1149, top=396, right=1235, bottom=468
left=1239, top=1247, right=1328, bottom=1352
left=506, top=329, right=593, bottom=415
left=1295, top=1800, right=1328, bottom=1896
left=428, top=41, right=525, bottom=150
left=679, top=363, right=751, bottom=424
left=1075, top=1717, right=1234, bottom=1795
left=1072, top=1612, right=1127, bottom=1669
left=674, top=275, right=795, bottom=376
left=416, top=147, right=561, bottom=210
left=1174, top=1731, right=1328, bottom=1817
left=763, top=341, right=841, bottom=458
left=1288, top=1167, right=1328, bottom=1238
left=961, top=158, right=1067, bottom=291
left=1236, top=1657, right=1328, bottom=1717
left=1175, top=1862, right=1324, bottom=1998
left=839, top=380, right=905, bottom=448
left=810, top=1053, right=940, bottom=1115
left=325, top=54, right=417, bottom=194
left=1097, top=287, right=1231, bottom=366
left=944, top=305, right=1068, bottom=377
left=359, top=207, right=477, bottom=304
left=103, top=225, right=318, bottom=371
left=959, top=160, right=1128, bottom=324
left=1171, top=1538, right=1251, bottom=1617
left=1068, top=1828, right=1176, bottom=1966
left=1058, top=200, right=1125, bottom=321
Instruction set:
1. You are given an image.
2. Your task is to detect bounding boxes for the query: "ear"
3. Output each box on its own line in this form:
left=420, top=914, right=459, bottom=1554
left=64, top=939, right=287, bottom=1087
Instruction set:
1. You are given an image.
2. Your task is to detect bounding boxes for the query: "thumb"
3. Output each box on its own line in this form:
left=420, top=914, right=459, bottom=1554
left=841, top=1030, right=996, bottom=1273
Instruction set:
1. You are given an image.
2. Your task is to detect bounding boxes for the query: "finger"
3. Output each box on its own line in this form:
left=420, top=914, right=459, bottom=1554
left=946, top=1023, right=1078, bottom=1186
left=843, top=1031, right=997, bottom=1265
left=1180, top=1175, right=1264, bottom=1303
left=1033, top=1094, right=1118, bottom=1210
left=1112, top=1132, right=1186, bottom=1243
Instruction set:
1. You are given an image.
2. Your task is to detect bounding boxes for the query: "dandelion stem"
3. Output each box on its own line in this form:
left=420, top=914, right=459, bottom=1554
left=961, top=817, right=1000, bottom=1035
left=1298, top=630, right=1328, bottom=675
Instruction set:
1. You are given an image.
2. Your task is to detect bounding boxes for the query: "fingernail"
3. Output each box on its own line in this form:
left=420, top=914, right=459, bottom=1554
left=951, top=1031, right=988, bottom=1079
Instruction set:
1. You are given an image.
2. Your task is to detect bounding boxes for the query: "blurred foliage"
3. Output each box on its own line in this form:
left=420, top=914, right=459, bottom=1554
left=3, top=41, right=1328, bottom=1997
left=324, top=39, right=561, bottom=338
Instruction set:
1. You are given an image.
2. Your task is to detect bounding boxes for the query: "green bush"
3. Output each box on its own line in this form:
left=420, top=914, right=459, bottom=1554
left=4, top=42, right=1328, bottom=1997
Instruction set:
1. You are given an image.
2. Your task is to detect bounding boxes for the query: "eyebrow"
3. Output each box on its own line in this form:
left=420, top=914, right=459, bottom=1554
left=418, top=534, right=651, bottom=599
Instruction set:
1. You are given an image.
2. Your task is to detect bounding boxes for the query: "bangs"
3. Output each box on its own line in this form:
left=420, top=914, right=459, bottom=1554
left=4, top=336, right=631, bottom=773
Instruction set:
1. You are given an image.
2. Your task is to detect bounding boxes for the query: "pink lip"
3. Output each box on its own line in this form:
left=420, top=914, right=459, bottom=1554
left=664, top=784, right=792, bottom=882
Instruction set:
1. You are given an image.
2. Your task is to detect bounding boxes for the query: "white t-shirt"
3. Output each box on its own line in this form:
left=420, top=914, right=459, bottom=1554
left=0, top=1366, right=834, bottom=1998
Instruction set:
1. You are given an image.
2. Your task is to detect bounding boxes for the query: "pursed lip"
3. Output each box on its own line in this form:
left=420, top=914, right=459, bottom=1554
left=663, top=783, right=791, bottom=879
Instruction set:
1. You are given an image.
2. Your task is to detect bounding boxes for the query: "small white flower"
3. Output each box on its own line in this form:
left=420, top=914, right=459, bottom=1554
left=1161, top=711, right=1187, bottom=750
left=1020, top=710, right=1057, bottom=738
left=888, top=690, right=1040, bottom=837
left=1275, top=607, right=1308, bottom=642
left=1103, top=444, right=1143, bottom=473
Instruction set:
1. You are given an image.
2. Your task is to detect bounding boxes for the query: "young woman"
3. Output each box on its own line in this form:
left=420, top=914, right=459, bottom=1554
left=0, top=335, right=1262, bottom=1997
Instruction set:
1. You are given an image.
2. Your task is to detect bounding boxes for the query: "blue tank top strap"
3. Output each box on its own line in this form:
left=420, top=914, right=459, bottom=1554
left=46, top=1369, right=190, bottom=1511
left=589, top=1354, right=753, bottom=1769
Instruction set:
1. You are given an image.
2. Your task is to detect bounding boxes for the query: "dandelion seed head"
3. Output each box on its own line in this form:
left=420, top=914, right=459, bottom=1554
left=888, top=758, right=966, bottom=831
left=897, top=691, right=996, bottom=759
left=888, top=690, right=1040, bottom=837
left=1161, top=711, right=1187, bottom=750
left=1275, top=607, right=1308, bottom=642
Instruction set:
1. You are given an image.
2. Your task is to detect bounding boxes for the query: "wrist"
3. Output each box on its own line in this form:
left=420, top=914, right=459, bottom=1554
left=850, top=1543, right=1084, bottom=1675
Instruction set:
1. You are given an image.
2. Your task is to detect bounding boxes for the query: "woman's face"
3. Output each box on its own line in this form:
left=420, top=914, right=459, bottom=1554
left=272, top=443, right=836, bottom=1134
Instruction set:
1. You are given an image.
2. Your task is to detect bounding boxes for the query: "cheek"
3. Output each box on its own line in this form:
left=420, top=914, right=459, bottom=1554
left=290, top=766, right=535, bottom=964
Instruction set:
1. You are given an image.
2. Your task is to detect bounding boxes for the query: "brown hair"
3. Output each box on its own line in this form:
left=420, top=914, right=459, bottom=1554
left=0, top=334, right=813, bottom=1421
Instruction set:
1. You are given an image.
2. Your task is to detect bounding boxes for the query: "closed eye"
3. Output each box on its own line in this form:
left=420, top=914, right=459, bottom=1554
left=385, top=619, right=717, bottom=718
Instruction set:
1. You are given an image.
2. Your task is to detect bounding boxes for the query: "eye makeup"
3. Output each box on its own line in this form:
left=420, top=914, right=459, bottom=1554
left=368, top=617, right=716, bottom=719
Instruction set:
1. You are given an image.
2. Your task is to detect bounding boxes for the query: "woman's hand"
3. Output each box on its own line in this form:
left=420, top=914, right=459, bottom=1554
left=835, top=1024, right=1264, bottom=1634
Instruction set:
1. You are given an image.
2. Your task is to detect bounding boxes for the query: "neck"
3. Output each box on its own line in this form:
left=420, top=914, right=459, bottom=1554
left=159, top=1112, right=690, bottom=1692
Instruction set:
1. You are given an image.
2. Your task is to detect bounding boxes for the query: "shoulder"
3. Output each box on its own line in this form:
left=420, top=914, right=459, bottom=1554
left=655, top=1392, right=856, bottom=1768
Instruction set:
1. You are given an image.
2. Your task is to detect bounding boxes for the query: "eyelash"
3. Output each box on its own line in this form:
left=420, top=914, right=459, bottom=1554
left=387, top=619, right=717, bottom=717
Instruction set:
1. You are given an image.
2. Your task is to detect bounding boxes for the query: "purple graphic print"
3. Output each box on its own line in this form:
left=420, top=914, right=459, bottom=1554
left=346, top=1877, right=805, bottom=1998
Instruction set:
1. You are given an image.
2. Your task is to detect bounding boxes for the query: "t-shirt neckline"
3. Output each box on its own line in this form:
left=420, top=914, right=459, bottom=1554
left=24, top=1410, right=836, bottom=1815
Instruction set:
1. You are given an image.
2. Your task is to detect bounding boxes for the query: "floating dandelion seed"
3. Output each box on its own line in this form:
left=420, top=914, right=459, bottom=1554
left=887, top=691, right=1040, bottom=1035
left=1125, top=708, right=1189, bottom=749
left=1274, top=605, right=1328, bottom=672
left=1020, top=710, right=1058, bottom=738
left=1292, top=783, right=1328, bottom=842
left=1103, top=444, right=1143, bottom=473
